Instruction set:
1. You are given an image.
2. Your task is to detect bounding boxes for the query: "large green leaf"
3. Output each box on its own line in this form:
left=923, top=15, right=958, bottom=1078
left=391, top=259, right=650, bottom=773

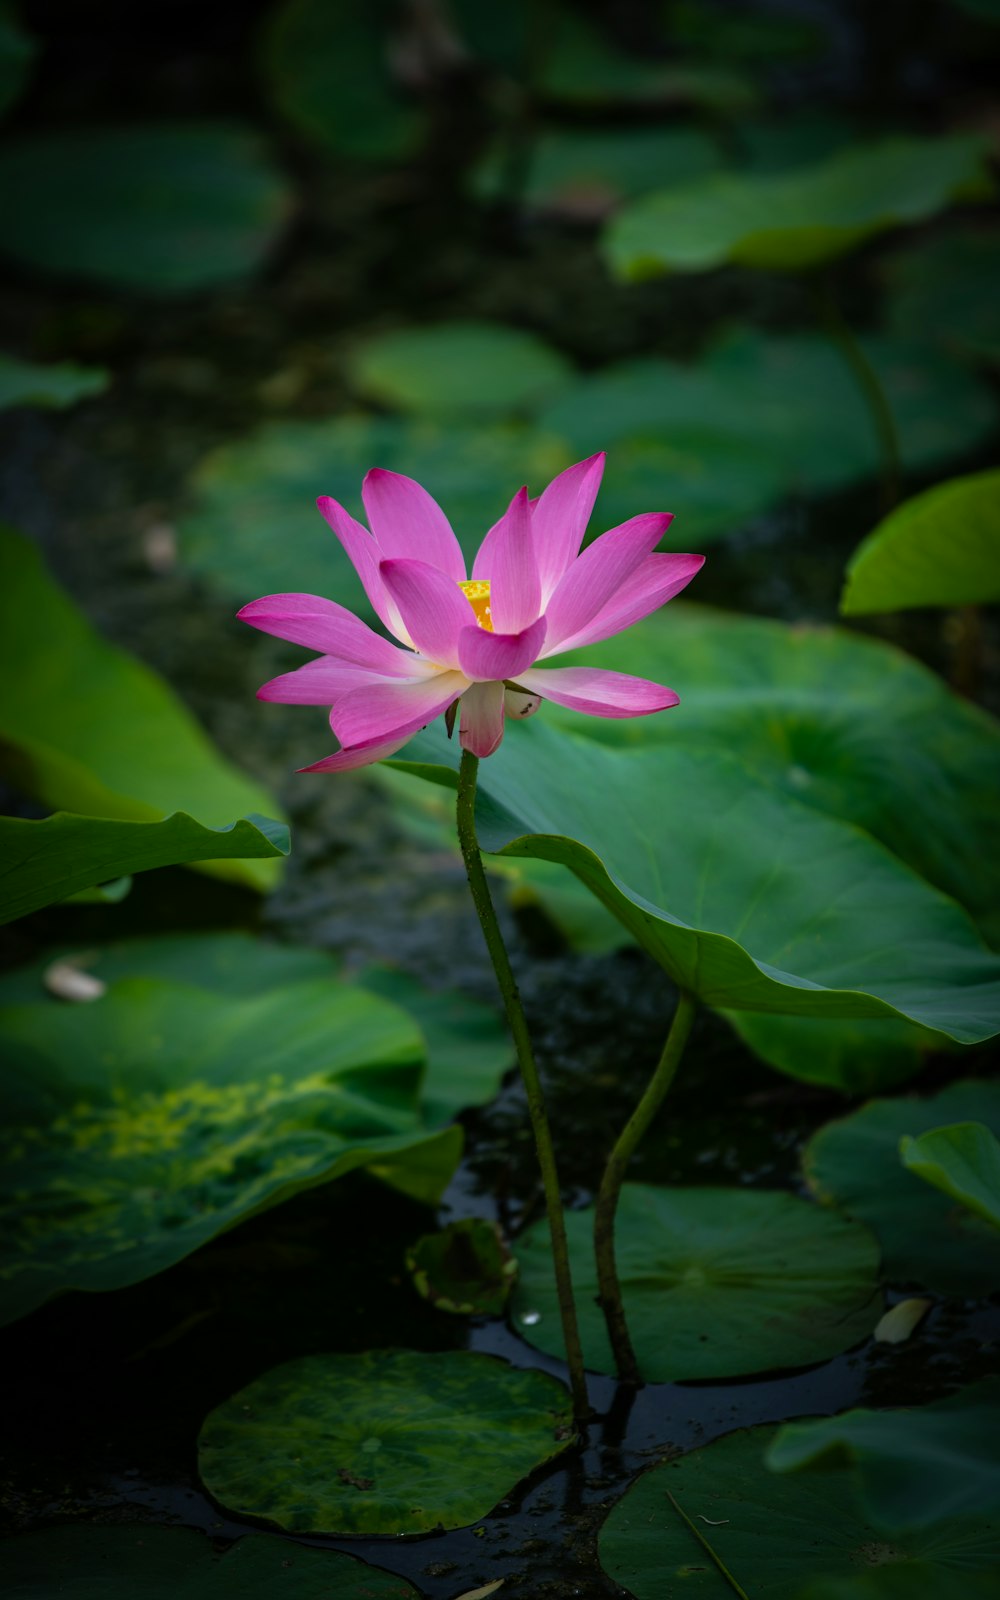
left=392, top=718, right=1000, bottom=1043
left=260, top=0, right=425, bottom=162
left=0, top=931, right=511, bottom=1124
left=179, top=414, right=569, bottom=607
left=803, top=1081, right=1000, bottom=1294
left=841, top=469, right=1000, bottom=614
left=0, top=527, right=285, bottom=892
left=604, top=134, right=994, bottom=277
left=0, top=353, right=108, bottom=409
left=474, top=125, right=723, bottom=218
left=767, top=1379, right=1000, bottom=1530
left=884, top=226, right=1000, bottom=366
left=0, top=812, right=289, bottom=926
left=540, top=331, right=998, bottom=536
left=899, top=1121, right=1000, bottom=1230
left=0, top=1526, right=419, bottom=1599
left=512, top=1184, right=880, bottom=1381
left=198, top=1349, right=574, bottom=1533
left=347, top=321, right=573, bottom=418
left=598, top=1425, right=1000, bottom=1599
left=0, top=122, right=291, bottom=293
left=0, top=973, right=461, bottom=1325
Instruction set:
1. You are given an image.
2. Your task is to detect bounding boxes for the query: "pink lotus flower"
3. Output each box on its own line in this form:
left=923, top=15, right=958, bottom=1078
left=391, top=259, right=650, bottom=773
left=239, top=453, right=703, bottom=770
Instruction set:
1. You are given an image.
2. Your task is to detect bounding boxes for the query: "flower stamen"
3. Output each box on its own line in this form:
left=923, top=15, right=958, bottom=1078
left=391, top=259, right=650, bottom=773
left=458, top=578, right=493, bottom=631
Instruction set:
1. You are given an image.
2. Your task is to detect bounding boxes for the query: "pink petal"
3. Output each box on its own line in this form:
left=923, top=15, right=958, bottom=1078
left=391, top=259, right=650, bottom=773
left=329, top=670, right=467, bottom=750
left=258, top=659, right=436, bottom=704
left=542, top=513, right=673, bottom=655
left=457, top=616, right=547, bottom=682
left=238, top=592, right=422, bottom=673
left=299, top=734, right=414, bottom=775
left=543, top=551, right=705, bottom=656
left=362, top=469, right=466, bottom=581
left=518, top=665, right=680, bottom=718
left=460, top=681, right=506, bottom=757
left=532, top=453, right=605, bottom=602
left=470, top=485, right=541, bottom=633
left=379, top=558, right=475, bottom=667
left=316, top=497, right=405, bottom=639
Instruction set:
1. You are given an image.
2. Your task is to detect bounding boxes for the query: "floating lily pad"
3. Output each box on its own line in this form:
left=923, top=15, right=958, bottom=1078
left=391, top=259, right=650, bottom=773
left=392, top=719, right=1000, bottom=1046
left=0, top=1524, right=419, bottom=1598
left=541, top=331, right=999, bottom=528
left=511, top=1184, right=881, bottom=1380
left=598, top=1424, right=1000, bottom=1599
left=884, top=226, right=1000, bottom=366
left=348, top=321, right=572, bottom=418
left=604, top=134, right=993, bottom=277
left=179, top=414, right=569, bottom=607
left=0, top=973, right=461, bottom=1325
left=803, top=1081, right=1000, bottom=1294
left=0, top=811, right=288, bottom=927
left=899, top=1122, right=1000, bottom=1230
left=0, top=122, right=292, bottom=293
left=407, top=1218, right=516, bottom=1315
left=0, top=526, right=285, bottom=893
left=841, top=469, right=1000, bottom=614
left=261, top=0, right=425, bottom=162
left=474, top=126, right=723, bottom=218
left=767, top=1378, right=1000, bottom=1530
left=198, top=1349, right=574, bottom=1534
left=0, top=353, right=108, bottom=409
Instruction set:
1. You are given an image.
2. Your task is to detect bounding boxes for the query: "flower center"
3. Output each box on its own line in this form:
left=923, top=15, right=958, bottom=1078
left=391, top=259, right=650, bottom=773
left=458, top=578, right=493, bottom=631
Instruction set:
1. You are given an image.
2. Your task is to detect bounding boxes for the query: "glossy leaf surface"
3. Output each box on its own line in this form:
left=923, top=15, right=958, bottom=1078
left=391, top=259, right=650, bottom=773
left=512, top=1184, right=880, bottom=1380
left=0, top=527, right=284, bottom=892
left=899, top=1121, right=1000, bottom=1230
left=804, top=1081, right=1000, bottom=1293
left=199, top=1350, right=573, bottom=1533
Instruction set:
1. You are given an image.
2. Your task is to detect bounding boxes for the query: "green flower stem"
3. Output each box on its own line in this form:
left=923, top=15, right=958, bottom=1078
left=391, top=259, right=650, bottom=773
left=456, top=748, right=590, bottom=1423
left=815, top=275, right=901, bottom=512
left=594, top=989, right=696, bottom=1385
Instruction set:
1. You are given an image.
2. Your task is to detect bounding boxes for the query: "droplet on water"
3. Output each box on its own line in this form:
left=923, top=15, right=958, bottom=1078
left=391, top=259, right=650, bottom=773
left=519, top=1309, right=542, bottom=1326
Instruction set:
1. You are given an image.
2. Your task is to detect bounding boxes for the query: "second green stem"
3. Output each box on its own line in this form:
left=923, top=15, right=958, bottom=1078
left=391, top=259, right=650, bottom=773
left=594, top=989, right=696, bottom=1385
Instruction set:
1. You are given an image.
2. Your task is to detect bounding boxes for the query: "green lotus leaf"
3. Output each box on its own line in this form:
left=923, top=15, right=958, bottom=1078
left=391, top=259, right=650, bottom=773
left=0, top=812, right=288, bottom=926
left=540, top=331, right=998, bottom=529
left=198, top=1349, right=574, bottom=1534
left=348, top=321, right=573, bottom=418
left=0, top=353, right=108, bottom=409
left=841, top=469, right=1000, bottom=614
left=391, top=718, right=1000, bottom=1044
left=0, top=122, right=291, bottom=293
left=260, top=0, right=425, bottom=162
left=511, top=1183, right=880, bottom=1380
left=767, top=1378, right=1000, bottom=1530
left=803, top=1080, right=1000, bottom=1294
left=0, top=972, right=462, bottom=1325
left=604, top=134, right=993, bottom=277
left=406, top=1218, right=516, bottom=1315
left=599, top=1424, right=1000, bottom=1599
left=899, top=1121, right=1000, bottom=1230
left=884, top=226, right=1000, bottom=367
left=474, top=126, right=723, bottom=217
left=0, top=1525, right=419, bottom=1598
left=0, top=526, right=285, bottom=893
left=179, top=414, right=569, bottom=609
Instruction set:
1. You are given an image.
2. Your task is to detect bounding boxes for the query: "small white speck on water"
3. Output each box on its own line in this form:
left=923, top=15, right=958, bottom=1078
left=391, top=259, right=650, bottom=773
left=519, top=1309, right=542, bottom=1326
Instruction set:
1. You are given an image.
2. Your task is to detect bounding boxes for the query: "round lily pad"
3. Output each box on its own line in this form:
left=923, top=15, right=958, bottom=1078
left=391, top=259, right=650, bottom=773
left=599, top=1424, right=1000, bottom=1599
left=0, top=1524, right=419, bottom=1598
left=198, top=1349, right=575, bottom=1533
left=406, top=1218, right=517, bottom=1315
left=803, top=1080, right=1000, bottom=1295
left=0, top=122, right=292, bottom=294
left=511, top=1184, right=881, bottom=1381
left=348, top=321, right=572, bottom=418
